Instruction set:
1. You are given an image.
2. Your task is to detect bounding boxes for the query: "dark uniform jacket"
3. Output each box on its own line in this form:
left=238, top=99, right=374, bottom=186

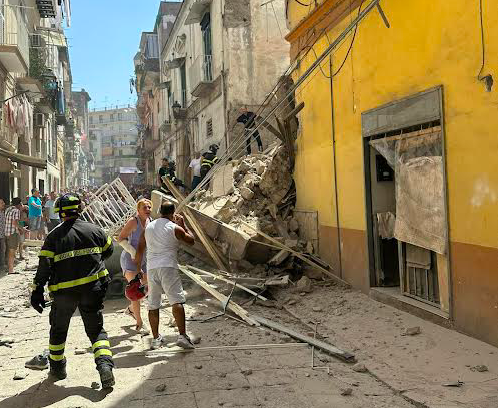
left=200, top=151, right=219, bottom=179
left=35, top=218, right=113, bottom=293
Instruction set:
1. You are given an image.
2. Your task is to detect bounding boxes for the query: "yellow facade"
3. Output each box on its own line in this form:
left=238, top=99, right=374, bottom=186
left=287, top=0, right=498, bottom=345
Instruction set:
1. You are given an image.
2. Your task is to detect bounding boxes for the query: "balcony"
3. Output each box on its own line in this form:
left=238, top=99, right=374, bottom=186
left=189, top=55, right=214, bottom=97
left=0, top=6, right=29, bottom=73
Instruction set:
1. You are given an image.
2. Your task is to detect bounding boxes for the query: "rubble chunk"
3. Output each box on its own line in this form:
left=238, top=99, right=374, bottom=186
left=155, top=383, right=167, bottom=392
left=268, top=249, right=290, bottom=266
left=255, top=160, right=266, bottom=175
left=340, top=387, right=353, bottom=396
left=352, top=363, right=368, bottom=373
left=288, top=218, right=299, bottom=232
left=296, top=276, right=313, bottom=293
left=237, top=160, right=252, bottom=173
left=240, top=187, right=255, bottom=201
left=304, top=266, right=324, bottom=280
left=402, top=326, right=421, bottom=336
left=259, top=147, right=293, bottom=204
left=471, top=365, right=488, bottom=372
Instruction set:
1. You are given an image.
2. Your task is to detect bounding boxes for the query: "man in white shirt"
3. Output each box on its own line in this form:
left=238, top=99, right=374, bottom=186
left=135, top=201, right=195, bottom=350
left=44, top=191, right=60, bottom=232
left=189, top=152, right=202, bottom=190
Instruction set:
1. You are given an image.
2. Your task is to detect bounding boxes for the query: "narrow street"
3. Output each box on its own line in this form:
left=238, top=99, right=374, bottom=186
left=1, top=249, right=497, bottom=408
left=0, top=1, right=497, bottom=407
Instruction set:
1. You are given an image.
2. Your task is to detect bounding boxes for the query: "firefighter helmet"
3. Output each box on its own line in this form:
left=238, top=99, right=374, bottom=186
left=125, top=275, right=146, bottom=301
left=209, top=144, right=219, bottom=153
left=54, top=193, right=82, bottom=218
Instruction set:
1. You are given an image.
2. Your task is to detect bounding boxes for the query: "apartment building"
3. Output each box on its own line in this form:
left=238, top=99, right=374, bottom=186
left=0, top=0, right=73, bottom=200
left=88, top=106, right=140, bottom=186
left=135, top=0, right=290, bottom=185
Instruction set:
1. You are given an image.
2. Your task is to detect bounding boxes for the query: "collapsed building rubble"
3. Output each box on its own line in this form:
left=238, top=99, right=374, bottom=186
left=183, top=144, right=330, bottom=282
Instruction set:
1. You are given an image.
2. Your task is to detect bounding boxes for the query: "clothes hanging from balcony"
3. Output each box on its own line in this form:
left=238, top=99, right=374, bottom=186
left=3, top=95, right=33, bottom=141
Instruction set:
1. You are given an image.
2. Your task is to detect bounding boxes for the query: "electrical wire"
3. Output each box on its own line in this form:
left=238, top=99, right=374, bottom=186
left=477, top=0, right=486, bottom=79
left=293, top=0, right=312, bottom=6
left=332, top=0, right=364, bottom=77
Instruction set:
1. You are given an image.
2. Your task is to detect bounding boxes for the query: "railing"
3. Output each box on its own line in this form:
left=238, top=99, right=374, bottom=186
left=1, top=5, right=30, bottom=70
left=189, top=54, right=213, bottom=93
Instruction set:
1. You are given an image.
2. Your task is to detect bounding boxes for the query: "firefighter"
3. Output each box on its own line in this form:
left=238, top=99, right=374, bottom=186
left=30, top=193, right=115, bottom=388
left=200, top=144, right=220, bottom=181
left=159, top=160, right=185, bottom=194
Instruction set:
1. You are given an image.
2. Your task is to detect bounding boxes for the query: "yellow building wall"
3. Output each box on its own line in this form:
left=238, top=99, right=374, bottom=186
left=288, top=0, right=498, bottom=345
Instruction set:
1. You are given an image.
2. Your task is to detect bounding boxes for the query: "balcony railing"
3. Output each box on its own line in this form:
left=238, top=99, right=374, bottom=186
left=0, top=5, right=30, bottom=72
left=189, top=55, right=213, bottom=97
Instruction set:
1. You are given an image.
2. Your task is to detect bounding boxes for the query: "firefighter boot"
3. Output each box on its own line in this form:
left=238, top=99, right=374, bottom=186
left=98, top=365, right=115, bottom=389
left=49, top=359, right=67, bottom=381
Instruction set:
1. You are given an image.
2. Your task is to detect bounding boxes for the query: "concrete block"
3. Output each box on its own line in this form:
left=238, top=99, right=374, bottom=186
left=210, top=163, right=234, bottom=198
left=240, top=187, right=255, bottom=200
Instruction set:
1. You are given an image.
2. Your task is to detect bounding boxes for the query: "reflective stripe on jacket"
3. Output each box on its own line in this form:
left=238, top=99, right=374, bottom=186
left=35, top=218, right=114, bottom=292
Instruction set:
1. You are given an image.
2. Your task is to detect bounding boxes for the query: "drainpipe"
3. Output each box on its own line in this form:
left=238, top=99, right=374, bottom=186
left=329, top=56, right=343, bottom=279
left=221, top=0, right=229, bottom=151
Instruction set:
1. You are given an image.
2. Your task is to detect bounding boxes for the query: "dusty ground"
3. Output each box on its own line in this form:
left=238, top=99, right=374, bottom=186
left=1, top=248, right=497, bottom=408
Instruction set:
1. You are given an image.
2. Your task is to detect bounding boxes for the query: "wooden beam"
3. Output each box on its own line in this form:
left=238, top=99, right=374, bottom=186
left=146, top=342, right=307, bottom=356
left=259, top=120, right=283, bottom=141
left=253, top=315, right=355, bottom=362
left=240, top=220, right=349, bottom=286
left=187, top=265, right=269, bottom=301
left=179, top=265, right=260, bottom=326
left=162, top=177, right=229, bottom=272
left=284, top=101, right=305, bottom=123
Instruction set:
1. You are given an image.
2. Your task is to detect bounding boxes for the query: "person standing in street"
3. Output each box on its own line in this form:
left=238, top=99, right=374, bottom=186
left=0, top=199, right=6, bottom=272
left=30, top=193, right=115, bottom=388
left=4, top=198, right=23, bottom=274
left=118, top=198, right=152, bottom=332
left=44, top=192, right=61, bottom=232
left=28, top=188, right=43, bottom=240
left=135, top=201, right=195, bottom=350
left=237, top=106, right=263, bottom=155
left=189, top=152, right=202, bottom=190
left=158, top=157, right=169, bottom=194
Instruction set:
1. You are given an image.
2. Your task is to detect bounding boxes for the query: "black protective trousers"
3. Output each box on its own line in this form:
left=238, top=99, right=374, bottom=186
left=245, top=129, right=263, bottom=155
left=48, top=287, right=114, bottom=370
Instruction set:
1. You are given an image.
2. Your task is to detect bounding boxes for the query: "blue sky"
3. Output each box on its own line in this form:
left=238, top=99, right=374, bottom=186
left=66, top=0, right=174, bottom=110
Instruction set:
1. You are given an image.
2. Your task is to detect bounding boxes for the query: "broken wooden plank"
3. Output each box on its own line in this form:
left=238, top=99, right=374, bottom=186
left=252, top=315, right=355, bottom=362
left=240, top=220, right=349, bottom=286
left=163, top=177, right=229, bottom=272
left=186, top=265, right=268, bottom=301
left=259, top=120, right=283, bottom=141
left=284, top=101, right=305, bottom=123
left=179, top=265, right=259, bottom=326
left=140, top=342, right=308, bottom=357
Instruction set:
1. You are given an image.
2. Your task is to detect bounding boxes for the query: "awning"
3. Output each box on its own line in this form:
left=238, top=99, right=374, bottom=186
left=0, top=147, right=47, bottom=169
left=185, top=0, right=211, bottom=25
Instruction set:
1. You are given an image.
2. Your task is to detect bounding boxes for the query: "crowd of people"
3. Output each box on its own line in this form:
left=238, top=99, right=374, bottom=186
left=0, top=187, right=100, bottom=275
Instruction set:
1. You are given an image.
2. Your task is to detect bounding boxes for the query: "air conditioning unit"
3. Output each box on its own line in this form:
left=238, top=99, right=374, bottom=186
left=30, top=34, right=43, bottom=48
left=34, top=113, right=45, bottom=127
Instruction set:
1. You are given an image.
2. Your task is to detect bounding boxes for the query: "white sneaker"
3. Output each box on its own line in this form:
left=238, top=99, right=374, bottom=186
left=176, top=334, right=195, bottom=350
left=151, top=335, right=164, bottom=350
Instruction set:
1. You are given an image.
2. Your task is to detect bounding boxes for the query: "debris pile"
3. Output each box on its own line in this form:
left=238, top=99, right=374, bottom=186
left=191, top=146, right=322, bottom=280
